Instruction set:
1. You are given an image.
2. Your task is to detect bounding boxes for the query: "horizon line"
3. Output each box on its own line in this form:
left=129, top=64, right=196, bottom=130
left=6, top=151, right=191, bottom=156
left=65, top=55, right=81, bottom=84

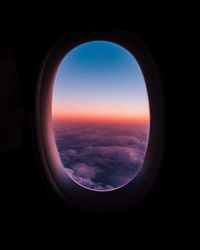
left=52, top=116, right=150, bottom=124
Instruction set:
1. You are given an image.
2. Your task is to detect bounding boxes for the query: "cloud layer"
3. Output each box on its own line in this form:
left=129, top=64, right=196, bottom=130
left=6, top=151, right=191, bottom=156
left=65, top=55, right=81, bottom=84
left=54, top=121, right=149, bottom=190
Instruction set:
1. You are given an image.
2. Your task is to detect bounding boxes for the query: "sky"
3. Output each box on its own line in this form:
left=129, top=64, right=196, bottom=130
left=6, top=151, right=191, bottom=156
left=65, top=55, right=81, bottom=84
left=52, top=40, right=150, bottom=123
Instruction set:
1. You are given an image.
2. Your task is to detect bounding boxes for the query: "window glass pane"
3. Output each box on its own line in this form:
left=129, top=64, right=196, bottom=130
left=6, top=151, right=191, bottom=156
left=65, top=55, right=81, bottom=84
left=52, top=41, right=150, bottom=191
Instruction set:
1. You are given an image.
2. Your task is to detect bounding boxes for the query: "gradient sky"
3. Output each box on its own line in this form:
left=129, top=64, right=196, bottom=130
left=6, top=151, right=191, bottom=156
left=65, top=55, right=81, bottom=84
left=52, top=41, right=150, bottom=123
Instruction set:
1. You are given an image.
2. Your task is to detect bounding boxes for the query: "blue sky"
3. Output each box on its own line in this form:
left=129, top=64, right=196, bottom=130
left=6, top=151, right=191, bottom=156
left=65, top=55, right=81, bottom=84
left=52, top=40, right=149, bottom=122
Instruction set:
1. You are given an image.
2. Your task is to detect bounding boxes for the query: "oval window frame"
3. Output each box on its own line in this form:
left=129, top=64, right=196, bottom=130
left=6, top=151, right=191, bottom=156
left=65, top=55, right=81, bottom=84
left=33, top=31, right=165, bottom=210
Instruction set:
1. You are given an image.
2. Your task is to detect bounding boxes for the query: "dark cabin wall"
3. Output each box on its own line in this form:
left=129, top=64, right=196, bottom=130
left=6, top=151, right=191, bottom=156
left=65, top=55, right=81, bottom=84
left=0, top=6, right=185, bottom=233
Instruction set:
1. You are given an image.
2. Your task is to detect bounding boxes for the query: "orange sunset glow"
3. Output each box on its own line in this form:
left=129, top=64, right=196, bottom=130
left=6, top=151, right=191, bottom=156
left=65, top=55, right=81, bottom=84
left=52, top=110, right=150, bottom=124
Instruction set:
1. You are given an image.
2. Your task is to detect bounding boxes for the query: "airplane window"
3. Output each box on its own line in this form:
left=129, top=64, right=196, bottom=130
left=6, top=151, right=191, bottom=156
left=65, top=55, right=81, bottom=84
left=52, top=41, right=150, bottom=191
left=34, top=32, right=165, bottom=210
